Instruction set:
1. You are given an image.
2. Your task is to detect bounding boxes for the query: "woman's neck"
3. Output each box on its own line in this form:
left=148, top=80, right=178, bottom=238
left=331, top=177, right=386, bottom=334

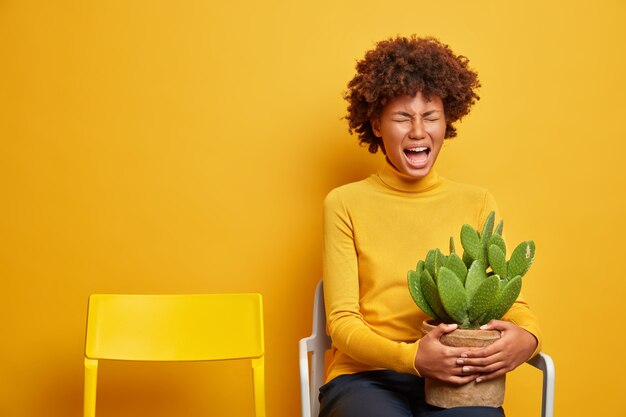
left=376, top=157, right=442, bottom=193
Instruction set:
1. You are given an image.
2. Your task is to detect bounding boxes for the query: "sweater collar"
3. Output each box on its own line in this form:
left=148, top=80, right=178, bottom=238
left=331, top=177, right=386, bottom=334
left=375, top=157, right=443, bottom=193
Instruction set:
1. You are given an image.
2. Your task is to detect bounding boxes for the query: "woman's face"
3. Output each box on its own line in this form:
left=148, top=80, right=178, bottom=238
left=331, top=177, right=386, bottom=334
left=372, top=92, right=446, bottom=180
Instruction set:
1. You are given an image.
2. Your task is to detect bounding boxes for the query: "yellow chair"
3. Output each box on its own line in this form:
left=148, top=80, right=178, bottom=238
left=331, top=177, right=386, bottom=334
left=84, top=293, right=265, bottom=417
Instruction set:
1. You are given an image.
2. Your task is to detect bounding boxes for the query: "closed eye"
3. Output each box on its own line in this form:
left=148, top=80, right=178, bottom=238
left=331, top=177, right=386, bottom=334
left=422, top=110, right=442, bottom=121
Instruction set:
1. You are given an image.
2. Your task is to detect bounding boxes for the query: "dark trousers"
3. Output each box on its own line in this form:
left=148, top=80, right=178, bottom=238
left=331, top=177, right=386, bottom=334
left=319, top=370, right=505, bottom=417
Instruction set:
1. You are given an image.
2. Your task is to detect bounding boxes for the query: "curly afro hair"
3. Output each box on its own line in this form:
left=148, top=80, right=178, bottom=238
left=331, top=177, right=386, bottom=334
left=345, top=36, right=480, bottom=153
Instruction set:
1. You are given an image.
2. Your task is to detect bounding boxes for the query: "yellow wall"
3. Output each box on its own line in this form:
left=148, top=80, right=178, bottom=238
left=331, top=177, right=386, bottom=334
left=1, top=1, right=625, bottom=416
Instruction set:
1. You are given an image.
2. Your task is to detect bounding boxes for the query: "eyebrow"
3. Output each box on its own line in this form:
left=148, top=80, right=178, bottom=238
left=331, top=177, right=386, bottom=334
left=392, top=111, right=413, bottom=118
left=391, top=110, right=441, bottom=117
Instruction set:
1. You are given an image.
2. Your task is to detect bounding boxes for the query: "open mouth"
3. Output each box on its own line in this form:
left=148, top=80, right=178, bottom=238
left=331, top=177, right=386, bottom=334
left=403, top=146, right=431, bottom=167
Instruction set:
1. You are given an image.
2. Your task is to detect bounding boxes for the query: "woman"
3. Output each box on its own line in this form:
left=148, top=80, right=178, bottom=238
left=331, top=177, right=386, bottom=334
left=321, top=36, right=541, bottom=417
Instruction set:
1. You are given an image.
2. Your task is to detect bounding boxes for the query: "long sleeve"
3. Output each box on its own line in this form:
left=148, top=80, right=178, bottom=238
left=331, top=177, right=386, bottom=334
left=323, top=189, right=421, bottom=379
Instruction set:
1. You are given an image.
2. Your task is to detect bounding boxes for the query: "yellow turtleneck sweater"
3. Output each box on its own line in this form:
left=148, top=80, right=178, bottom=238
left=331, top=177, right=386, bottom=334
left=322, top=160, right=542, bottom=383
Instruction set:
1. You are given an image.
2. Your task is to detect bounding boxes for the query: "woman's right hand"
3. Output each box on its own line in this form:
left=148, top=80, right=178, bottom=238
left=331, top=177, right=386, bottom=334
left=414, top=323, right=479, bottom=385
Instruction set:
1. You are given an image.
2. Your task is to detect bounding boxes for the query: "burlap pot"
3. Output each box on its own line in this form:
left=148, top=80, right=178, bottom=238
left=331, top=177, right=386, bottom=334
left=421, top=320, right=505, bottom=408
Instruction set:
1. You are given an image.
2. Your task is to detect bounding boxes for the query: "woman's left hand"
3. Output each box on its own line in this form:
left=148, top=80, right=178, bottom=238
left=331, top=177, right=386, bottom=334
left=455, top=320, right=538, bottom=382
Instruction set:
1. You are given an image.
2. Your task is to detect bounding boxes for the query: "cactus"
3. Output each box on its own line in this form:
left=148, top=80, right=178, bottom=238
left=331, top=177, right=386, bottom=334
left=407, top=211, right=535, bottom=329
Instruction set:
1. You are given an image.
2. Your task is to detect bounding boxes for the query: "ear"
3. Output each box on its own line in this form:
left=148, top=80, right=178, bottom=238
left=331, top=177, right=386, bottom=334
left=370, top=118, right=382, bottom=137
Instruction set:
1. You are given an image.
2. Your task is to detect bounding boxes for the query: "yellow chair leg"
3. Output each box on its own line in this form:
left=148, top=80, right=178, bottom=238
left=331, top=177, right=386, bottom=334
left=252, top=357, right=266, bottom=417
left=84, top=358, right=99, bottom=417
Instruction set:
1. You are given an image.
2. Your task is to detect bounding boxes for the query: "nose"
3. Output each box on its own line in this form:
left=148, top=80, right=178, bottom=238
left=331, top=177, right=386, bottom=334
left=409, top=119, right=426, bottom=139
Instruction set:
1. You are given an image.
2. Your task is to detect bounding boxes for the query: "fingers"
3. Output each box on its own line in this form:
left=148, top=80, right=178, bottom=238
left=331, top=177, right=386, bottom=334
left=480, top=319, right=513, bottom=331
left=447, top=374, right=479, bottom=386
left=475, top=367, right=508, bottom=383
left=456, top=345, right=501, bottom=363
left=458, top=359, right=510, bottom=384
left=429, top=323, right=458, bottom=338
left=456, top=356, right=492, bottom=367
left=458, top=328, right=513, bottom=359
left=458, top=343, right=498, bottom=359
left=458, top=360, right=507, bottom=375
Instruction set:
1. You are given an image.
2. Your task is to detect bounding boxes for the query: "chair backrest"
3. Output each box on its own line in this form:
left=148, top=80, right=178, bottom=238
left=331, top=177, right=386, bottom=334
left=298, top=281, right=331, bottom=417
left=84, top=293, right=265, bottom=417
left=298, top=280, right=555, bottom=417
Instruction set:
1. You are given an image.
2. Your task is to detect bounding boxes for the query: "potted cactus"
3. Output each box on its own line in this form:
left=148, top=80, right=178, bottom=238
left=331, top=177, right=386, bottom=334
left=407, top=211, right=535, bottom=408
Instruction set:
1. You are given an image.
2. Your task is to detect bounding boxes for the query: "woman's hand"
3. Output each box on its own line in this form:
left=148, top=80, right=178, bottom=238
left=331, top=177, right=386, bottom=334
left=455, top=320, right=538, bottom=382
left=414, top=323, right=480, bottom=385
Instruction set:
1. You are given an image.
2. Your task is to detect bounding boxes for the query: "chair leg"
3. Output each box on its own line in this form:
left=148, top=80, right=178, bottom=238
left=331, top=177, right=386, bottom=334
left=84, top=358, right=99, bottom=417
left=526, top=353, right=555, bottom=417
left=251, top=357, right=266, bottom=417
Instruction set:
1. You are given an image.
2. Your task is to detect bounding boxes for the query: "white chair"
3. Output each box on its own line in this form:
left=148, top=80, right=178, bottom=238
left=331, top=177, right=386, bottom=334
left=299, top=280, right=555, bottom=417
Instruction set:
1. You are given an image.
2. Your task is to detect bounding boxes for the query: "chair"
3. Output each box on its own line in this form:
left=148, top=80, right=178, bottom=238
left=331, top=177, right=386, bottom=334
left=299, top=281, right=555, bottom=417
left=84, top=293, right=265, bottom=417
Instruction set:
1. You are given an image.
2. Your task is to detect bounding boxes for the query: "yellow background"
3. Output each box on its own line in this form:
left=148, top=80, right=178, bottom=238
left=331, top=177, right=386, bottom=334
left=1, top=0, right=625, bottom=416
